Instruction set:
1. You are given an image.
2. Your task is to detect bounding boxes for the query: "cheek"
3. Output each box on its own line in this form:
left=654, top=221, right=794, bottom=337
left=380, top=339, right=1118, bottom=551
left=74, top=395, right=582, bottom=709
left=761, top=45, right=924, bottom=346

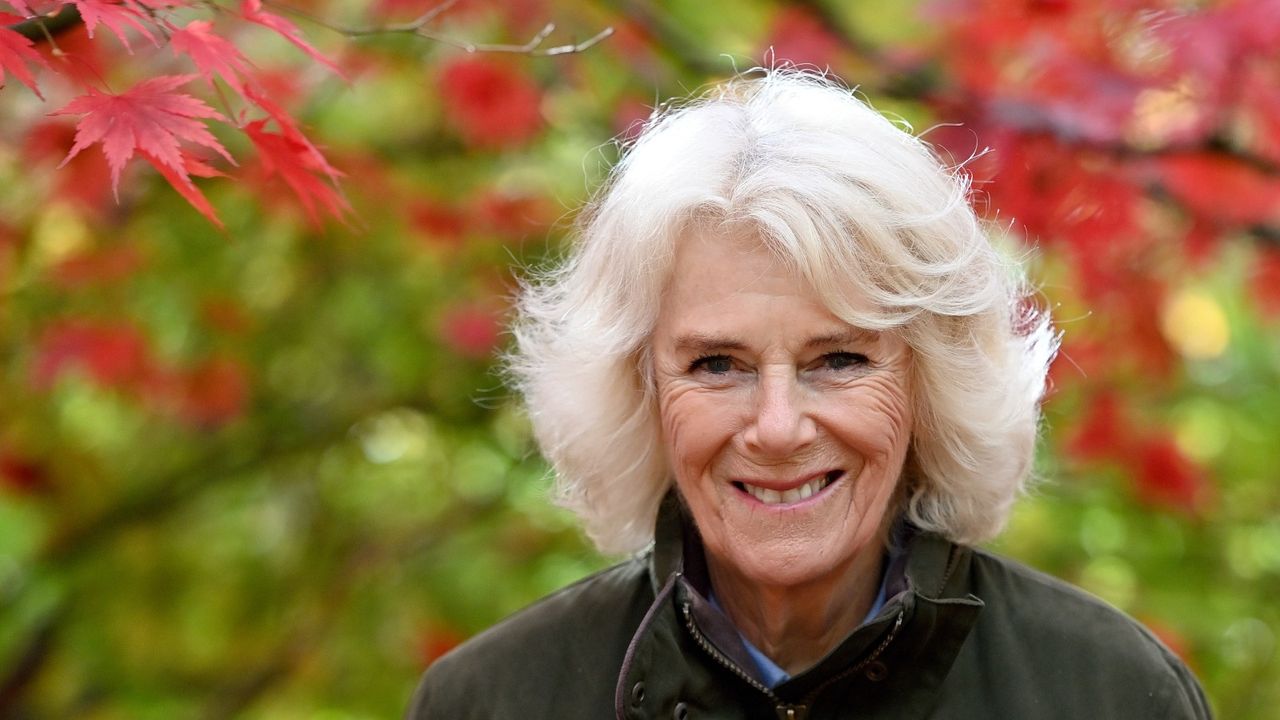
left=838, top=376, right=914, bottom=463
left=658, top=385, right=736, bottom=477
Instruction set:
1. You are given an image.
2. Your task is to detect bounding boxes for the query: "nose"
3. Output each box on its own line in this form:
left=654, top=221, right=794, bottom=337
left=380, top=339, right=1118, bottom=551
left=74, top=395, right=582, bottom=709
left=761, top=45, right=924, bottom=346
left=743, top=367, right=817, bottom=457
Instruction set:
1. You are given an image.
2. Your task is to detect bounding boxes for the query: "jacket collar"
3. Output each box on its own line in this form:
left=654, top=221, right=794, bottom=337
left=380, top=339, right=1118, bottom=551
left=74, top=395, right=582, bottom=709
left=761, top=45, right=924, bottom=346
left=623, top=489, right=984, bottom=718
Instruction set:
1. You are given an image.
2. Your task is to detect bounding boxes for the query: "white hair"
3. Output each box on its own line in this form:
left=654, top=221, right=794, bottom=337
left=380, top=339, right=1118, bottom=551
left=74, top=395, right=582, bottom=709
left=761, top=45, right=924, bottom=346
left=508, top=69, right=1059, bottom=554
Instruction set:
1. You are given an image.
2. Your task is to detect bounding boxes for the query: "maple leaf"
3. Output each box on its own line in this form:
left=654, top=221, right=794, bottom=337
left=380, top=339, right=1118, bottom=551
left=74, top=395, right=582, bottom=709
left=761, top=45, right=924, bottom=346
left=53, top=75, right=235, bottom=223
left=69, top=0, right=158, bottom=51
left=3, top=0, right=33, bottom=17
left=1131, top=436, right=1209, bottom=515
left=241, top=83, right=339, bottom=185
left=0, top=25, right=48, bottom=99
left=32, top=318, right=155, bottom=390
left=438, top=57, right=542, bottom=149
left=169, top=20, right=253, bottom=95
left=244, top=119, right=349, bottom=225
left=1158, top=153, right=1280, bottom=227
left=143, top=150, right=226, bottom=228
left=240, top=0, right=344, bottom=77
left=1065, top=389, right=1132, bottom=462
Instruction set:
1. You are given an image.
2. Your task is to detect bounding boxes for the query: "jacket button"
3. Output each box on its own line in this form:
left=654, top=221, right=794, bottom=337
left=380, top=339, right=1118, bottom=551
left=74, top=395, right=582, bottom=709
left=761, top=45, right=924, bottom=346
left=673, top=701, right=690, bottom=719
left=864, top=660, right=889, bottom=682
left=630, top=682, right=645, bottom=706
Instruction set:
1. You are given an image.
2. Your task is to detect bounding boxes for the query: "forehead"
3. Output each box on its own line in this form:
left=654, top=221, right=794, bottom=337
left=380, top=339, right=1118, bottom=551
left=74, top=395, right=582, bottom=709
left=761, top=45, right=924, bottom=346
left=655, top=227, right=880, bottom=342
left=663, top=228, right=786, bottom=294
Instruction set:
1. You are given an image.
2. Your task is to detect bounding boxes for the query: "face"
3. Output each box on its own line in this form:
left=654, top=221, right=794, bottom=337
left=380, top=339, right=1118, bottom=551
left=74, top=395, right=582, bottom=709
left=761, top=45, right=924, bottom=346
left=651, top=229, right=913, bottom=591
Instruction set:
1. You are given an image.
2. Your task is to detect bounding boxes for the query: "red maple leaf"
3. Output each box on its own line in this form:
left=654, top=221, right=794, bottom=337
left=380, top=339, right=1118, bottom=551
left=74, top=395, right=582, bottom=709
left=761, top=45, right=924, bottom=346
left=241, top=83, right=336, bottom=184
left=1250, top=248, right=1280, bottom=319
left=243, top=119, right=349, bottom=225
left=31, top=318, right=155, bottom=390
left=1065, top=389, right=1132, bottom=462
left=169, top=20, right=253, bottom=95
left=142, top=149, right=226, bottom=228
left=240, top=0, right=344, bottom=77
left=53, top=75, right=232, bottom=192
left=52, top=75, right=234, bottom=225
left=69, top=0, right=158, bottom=51
left=3, top=0, right=35, bottom=16
left=0, top=25, right=48, bottom=99
left=438, top=57, right=542, bottom=149
left=1131, top=436, right=1209, bottom=515
left=23, top=120, right=115, bottom=214
left=1158, top=153, right=1280, bottom=227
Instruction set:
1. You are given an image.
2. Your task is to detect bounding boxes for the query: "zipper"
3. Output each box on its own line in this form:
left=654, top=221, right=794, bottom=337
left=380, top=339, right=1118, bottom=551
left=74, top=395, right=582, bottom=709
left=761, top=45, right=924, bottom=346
left=797, top=609, right=905, bottom=709
left=680, top=601, right=779, bottom=699
left=680, top=601, right=905, bottom=720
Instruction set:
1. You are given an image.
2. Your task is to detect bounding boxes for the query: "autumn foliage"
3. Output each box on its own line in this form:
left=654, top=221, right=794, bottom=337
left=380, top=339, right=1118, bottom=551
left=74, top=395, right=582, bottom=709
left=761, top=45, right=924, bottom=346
left=2, top=0, right=1279, bottom=718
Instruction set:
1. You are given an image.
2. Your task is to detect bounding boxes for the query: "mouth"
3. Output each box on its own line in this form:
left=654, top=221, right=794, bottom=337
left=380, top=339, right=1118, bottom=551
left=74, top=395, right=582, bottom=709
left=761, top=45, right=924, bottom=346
left=732, top=469, right=844, bottom=506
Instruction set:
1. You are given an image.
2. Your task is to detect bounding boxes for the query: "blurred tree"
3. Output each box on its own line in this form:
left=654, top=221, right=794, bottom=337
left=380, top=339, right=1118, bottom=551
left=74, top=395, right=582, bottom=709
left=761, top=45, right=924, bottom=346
left=1, top=0, right=1278, bottom=717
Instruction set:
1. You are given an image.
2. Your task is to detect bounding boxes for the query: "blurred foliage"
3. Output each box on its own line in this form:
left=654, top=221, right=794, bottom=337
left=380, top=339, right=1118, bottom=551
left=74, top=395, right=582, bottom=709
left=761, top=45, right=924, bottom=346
left=2, top=0, right=1280, bottom=717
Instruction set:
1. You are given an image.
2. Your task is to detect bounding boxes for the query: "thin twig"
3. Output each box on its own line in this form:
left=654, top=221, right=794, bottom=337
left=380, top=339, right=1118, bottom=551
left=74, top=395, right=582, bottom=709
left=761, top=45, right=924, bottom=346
left=418, top=23, right=615, bottom=56
left=261, top=0, right=612, bottom=55
left=327, top=0, right=462, bottom=35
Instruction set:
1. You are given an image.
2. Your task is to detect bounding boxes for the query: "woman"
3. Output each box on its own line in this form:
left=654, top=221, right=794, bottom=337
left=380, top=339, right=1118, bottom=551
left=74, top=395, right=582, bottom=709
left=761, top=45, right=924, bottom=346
left=407, top=70, right=1210, bottom=719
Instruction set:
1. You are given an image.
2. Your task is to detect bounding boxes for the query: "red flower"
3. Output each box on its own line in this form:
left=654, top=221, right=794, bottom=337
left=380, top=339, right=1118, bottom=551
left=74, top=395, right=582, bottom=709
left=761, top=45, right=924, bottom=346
left=438, top=57, right=542, bottom=149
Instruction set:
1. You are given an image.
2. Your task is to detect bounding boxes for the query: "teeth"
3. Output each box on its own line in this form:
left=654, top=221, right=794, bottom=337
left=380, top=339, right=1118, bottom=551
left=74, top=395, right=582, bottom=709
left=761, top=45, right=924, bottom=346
left=743, top=474, right=834, bottom=505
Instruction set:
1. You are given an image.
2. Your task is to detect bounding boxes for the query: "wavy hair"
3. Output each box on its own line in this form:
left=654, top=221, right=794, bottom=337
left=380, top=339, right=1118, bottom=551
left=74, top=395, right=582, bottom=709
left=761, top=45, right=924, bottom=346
left=508, top=69, right=1058, bottom=554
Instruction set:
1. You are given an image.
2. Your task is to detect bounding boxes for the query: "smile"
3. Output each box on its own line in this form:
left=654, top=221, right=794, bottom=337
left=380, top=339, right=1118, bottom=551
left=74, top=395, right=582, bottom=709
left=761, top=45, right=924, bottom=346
left=733, top=470, right=844, bottom=506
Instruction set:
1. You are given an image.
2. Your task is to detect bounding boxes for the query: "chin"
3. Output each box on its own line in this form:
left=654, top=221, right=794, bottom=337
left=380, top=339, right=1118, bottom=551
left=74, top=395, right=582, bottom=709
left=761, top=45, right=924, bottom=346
left=709, top=532, right=864, bottom=590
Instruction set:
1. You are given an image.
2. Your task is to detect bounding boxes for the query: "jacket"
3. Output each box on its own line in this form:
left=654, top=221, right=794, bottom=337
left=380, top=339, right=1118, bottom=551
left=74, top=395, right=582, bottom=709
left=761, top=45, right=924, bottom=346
left=406, top=493, right=1211, bottom=719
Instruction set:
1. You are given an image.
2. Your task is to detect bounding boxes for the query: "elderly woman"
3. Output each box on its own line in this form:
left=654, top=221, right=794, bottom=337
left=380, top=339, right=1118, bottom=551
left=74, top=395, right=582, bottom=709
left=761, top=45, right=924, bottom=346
left=407, top=71, right=1209, bottom=719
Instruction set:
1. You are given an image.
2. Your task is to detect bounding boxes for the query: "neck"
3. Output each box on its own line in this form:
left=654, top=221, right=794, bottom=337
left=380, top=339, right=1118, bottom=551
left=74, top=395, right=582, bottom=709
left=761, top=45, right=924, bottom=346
left=707, top=545, right=885, bottom=676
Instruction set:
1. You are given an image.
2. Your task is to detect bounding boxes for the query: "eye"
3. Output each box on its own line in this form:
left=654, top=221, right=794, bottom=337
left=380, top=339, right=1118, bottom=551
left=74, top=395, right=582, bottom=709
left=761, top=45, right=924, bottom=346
left=820, top=352, right=868, bottom=370
left=689, top=354, right=734, bottom=374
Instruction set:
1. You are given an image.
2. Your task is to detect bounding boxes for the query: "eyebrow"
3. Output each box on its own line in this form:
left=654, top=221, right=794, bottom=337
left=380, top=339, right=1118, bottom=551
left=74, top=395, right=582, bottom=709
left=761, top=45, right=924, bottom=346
left=671, top=329, right=877, bottom=354
left=672, top=333, right=750, bottom=354
left=803, top=329, right=878, bottom=350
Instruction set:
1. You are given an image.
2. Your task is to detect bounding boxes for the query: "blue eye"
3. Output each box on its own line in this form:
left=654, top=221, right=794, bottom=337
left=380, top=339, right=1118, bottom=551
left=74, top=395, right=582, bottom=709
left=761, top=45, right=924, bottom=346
left=690, top=355, right=733, bottom=374
left=823, top=352, right=868, bottom=370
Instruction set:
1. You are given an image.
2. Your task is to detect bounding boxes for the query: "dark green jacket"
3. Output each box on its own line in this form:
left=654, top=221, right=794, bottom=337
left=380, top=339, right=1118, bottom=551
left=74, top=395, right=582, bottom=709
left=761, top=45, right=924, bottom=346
left=407, top=496, right=1210, bottom=719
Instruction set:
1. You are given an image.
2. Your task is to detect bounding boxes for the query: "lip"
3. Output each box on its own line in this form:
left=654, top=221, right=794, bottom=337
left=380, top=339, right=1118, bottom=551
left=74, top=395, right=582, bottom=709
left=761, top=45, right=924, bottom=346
left=731, top=469, right=845, bottom=508
left=731, top=469, right=842, bottom=493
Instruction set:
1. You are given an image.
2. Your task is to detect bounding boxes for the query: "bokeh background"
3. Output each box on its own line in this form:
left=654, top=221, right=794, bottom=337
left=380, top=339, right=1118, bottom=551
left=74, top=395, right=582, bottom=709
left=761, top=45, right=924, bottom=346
left=2, top=0, right=1279, bottom=717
